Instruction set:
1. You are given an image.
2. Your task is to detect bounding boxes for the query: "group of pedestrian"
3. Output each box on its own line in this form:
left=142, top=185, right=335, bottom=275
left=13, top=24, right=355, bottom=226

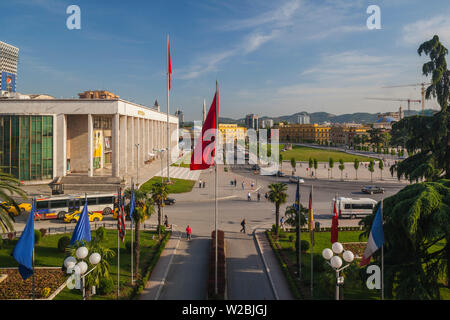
left=198, top=179, right=206, bottom=188
left=230, top=178, right=238, bottom=187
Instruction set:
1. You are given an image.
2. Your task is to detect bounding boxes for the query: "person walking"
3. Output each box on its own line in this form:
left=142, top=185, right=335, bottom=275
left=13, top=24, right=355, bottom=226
left=247, top=192, right=251, bottom=201
left=257, top=192, right=261, bottom=201
left=203, top=181, right=206, bottom=188
left=265, top=192, right=268, bottom=200
left=242, top=182, right=245, bottom=190
left=240, top=218, right=246, bottom=233
left=251, top=182, right=254, bottom=189
left=234, top=178, right=237, bottom=187
left=164, top=215, right=169, bottom=228
left=280, top=216, right=285, bottom=231
left=199, top=180, right=202, bottom=188
left=186, top=225, right=192, bottom=240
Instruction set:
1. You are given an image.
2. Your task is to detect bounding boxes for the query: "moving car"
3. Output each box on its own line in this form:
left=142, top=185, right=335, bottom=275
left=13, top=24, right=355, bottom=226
left=288, top=176, right=305, bottom=184
left=333, top=197, right=377, bottom=219
left=64, top=211, right=103, bottom=223
left=361, top=185, right=384, bottom=194
left=164, top=197, right=176, bottom=205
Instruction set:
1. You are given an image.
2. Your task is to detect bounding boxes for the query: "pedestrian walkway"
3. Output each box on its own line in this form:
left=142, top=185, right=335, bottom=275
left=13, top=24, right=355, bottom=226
left=156, top=166, right=201, bottom=181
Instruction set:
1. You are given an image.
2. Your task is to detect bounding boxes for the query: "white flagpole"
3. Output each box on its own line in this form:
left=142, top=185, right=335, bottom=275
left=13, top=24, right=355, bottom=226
left=131, top=181, right=134, bottom=284
left=214, top=81, right=219, bottom=296
left=166, top=34, right=171, bottom=183
left=297, top=179, right=301, bottom=281
left=117, top=188, right=121, bottom=300
left=381, top=198, right=384, bottom=300
left=310, top=184, right=314, bottom=299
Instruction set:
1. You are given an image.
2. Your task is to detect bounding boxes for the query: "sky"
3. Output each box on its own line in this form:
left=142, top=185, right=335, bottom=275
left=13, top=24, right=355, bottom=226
left=1, top=0, right=449, bottom=121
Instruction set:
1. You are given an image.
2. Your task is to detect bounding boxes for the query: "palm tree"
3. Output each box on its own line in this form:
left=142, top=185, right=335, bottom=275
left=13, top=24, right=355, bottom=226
left=268, top=183, right=288, bottom=236
left=150, top=182, right=169, bottom=241
left=285, top=204, right=308, bottom=270
left=125, top=188, right=155, bottom=277
left=338, top=159, right=345, bottom=181
left=0, top=170, right=27, bottom=233
left=354, top=159, right=360, bottom=180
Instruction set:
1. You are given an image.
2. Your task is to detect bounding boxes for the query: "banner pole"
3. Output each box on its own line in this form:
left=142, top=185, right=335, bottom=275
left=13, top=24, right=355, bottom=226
left=131, top=180, right=134, bottom=285
left=214, top=80, right=219, bottom=296
left=166, top=34, right=170, bottom=183
left=310, top=185, right=314, bottom=299
left=32, top=248, right=35, bottom=300
left=117, top=188, right=121, bottom=300
left=381, top=198, right=384, bottom=300
left=297, top=179, right=301, bottom=281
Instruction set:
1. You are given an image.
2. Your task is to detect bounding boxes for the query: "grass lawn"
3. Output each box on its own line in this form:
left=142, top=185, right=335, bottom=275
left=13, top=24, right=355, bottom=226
left=171, top=162, right=190, bottom=168
left=0, top=229, right=165, bottom=300
left=269, top=230, right=450, bottom=300
left=280, top=145, right=375, bottom=162
left=139, top=176, right=195, bottom=194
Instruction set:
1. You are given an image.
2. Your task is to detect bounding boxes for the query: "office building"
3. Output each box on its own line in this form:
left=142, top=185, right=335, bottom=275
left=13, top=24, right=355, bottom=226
left=245, top=114, right=259, bottom=130
left=0, top=41, right=19, bottom=95
left=296, top=113, right=310, bottom=124
left=279, top=123, right=330, bottom=144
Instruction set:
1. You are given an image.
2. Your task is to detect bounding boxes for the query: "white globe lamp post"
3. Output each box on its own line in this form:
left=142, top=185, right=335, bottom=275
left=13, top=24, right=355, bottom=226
left=322, top=242, right=354, bottom=300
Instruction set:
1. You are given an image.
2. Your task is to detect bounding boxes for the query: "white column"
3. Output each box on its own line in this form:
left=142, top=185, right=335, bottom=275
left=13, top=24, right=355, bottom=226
left=140, top=118, right=145, bottom=166
left=127, top=116, right=135, bottom=170
left=146, top=119, right=151, bottom=159
left=88, top=114, right=93, bottom=177
left=135, top=117, right=140, bottom=169
left=112, top=114, right=120, bottom=178
left=119, top=115, right=127, bottom=176
left=55, top=114, right=67, bottom=177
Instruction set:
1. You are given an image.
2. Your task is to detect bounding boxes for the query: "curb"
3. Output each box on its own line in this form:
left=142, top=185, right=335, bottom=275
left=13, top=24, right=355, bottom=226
left=253, top=228, right=279, bottom=300
left=154, top=227, right=181, bottom=300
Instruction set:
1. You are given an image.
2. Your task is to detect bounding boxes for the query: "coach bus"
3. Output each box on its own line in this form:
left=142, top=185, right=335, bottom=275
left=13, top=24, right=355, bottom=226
left=332, top=197, right=377, bottom=219
left=32, top=193, right=117, bottom=220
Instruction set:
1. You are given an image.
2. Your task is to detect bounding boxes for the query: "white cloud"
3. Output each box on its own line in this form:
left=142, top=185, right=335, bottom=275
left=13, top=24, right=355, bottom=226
left=402, top=15, right=450, bottom=46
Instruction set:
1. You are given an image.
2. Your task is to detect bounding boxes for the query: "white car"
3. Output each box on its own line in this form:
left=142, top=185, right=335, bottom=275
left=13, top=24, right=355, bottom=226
left=289, top=176, right=305, bottom=184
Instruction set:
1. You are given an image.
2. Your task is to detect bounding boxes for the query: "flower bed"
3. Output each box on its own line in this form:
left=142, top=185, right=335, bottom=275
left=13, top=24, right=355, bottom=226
left=0, top=268, right=66, bottom=300
left=342, top=242, right=367, bottom=258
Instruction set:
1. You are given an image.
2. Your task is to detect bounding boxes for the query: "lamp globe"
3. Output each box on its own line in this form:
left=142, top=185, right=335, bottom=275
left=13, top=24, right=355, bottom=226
left=343, top=250, right=354, bottom=263
left=330, top=255, right=343, bottom=269
left=89, top=253, right=101, bottom=265
left=332, top=242, right=344, bottom=254
left=76, top=246, right=89, bottom=259
left=322, top=248, right=333, bottom=260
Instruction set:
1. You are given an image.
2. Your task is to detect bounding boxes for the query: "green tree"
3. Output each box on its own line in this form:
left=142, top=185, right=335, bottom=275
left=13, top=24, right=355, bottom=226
left=338, top=159, right=345, bottom=181
left=279, top=154, right=283, bottom=171
left=150, top=182, right=169, bottom=241
left=268, top=183, right=288, bottom=236
left=313, top=158, right=318, bottom=178
left=368, top=160, right=375, bottom=182
left=308, top=157, right=313, bottom=177
left=354, top=159, right=360, bottom=180
left=359, top=179, right=450, bottom=298
left=379, top=159, right=384, bottom=180
left=0, top=171, right=27, bottom=233
left=390, top=35, right=450, bottom=181
left=328, top=157, right=334, bottom=179
left=290, top=157, right=296, bottom=175
left=368, top=128, right=384, bottom=147
left=285, top=204, right=308, bottom=271
left=125, top=187, right=155, bottom=277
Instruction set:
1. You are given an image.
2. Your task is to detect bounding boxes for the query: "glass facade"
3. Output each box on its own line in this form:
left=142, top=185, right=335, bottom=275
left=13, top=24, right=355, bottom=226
left=0, top=115, right=53, bottom=180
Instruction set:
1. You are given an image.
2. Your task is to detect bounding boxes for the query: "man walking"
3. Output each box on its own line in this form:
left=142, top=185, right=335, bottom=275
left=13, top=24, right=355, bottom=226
left=257, top=192, right=261, bottom=201
left=186, top=224, right=192, bottom=240
left=247, top=192, right=251, bottom=201
left=240, top=218, right=246, bottom=233
left=234, top=178, right=237, bottom=187
left=199, top=180, right=202, bottom=188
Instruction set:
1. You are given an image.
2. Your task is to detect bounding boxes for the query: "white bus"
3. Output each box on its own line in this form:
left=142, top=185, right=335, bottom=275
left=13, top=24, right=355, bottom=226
left=332, top=197, right=377, bottom=219
left=33, top=193, right=117, bottom=220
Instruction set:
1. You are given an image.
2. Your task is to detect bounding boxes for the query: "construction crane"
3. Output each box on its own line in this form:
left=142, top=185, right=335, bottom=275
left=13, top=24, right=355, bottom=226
left=382, top=83, right=431, bottom=115
left=366, top=97, right=421, bottom=114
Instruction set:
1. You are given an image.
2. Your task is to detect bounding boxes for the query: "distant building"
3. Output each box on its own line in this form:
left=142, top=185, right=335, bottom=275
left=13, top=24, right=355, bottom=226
left=175, top=108, right=184, bottom=127
left=0, top=41, right=19, bottom=95
left=78, top=90, right=120, bottom=100
left=218, top=124, right=247, bottom=142
left=245, top=114, right=259, bottom=130
left=153, top=100, right=160, bottom=112
left=330, top=123, right=369, bottom=145
left=296, top=113, right=310, bottom=124
left=372, top=112, right=400, bottom=130
left=279, top=123, right=330, bottom=144
left=261, top=119, right=273, bottom=129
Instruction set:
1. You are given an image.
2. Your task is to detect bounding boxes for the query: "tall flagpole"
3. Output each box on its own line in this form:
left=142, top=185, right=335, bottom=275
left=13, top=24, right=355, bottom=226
left=32, top=197, right=35, bottom=300
left=214, top=80, right=219, bottom=296
left=297, top=179, right=301, bottom=281
left=117, top=188, right=121, bottom=300
left=381, top=198, right=384, bottom=300
left=131, top=180, right=134, bottom=285
left=310, top=185, right=314, bottom=299
left=166, top=34, right=171, bottom=183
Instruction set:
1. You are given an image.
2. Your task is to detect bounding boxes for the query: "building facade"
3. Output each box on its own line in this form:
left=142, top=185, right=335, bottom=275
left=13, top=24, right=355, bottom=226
left=0, top=98, right=178, bottom=181
left=330, top=123, right=369, bottom=146
left=78, top=90, right=120, bottom=100
left=0, top=41, right=19, bottom=95
left=218, top=124, right=247, bottom=142
left=279, top=123, right=330, bottom=144
left=260, top=119, right=274, bottom=129
left=296, top=113, right=310, bottom=124
left=245, top=114, right=259, bottom=130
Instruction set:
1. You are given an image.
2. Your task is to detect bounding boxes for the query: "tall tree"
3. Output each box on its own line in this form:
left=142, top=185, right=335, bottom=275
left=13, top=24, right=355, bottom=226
left=285, top=204, right=308, bottom=271
left=308, top=157, right=313, bottom=177
left=338, top=159, right=345, bottom=181
left=268, top=183, right=288, bottom=236
left=313, top=158, right=318, bottom=178
left=354, top=159, right=360, bottom=180
left=368, top=160, right=375, bottom=182
left=359, top=179, right=450, bottom=298
left=290, top=157, right=296, bottom=175
left=150, top=182, right=169, bottom=241
left=379, top=159, right=384, bottom=181
left=328, top=157, right=334, bottom=179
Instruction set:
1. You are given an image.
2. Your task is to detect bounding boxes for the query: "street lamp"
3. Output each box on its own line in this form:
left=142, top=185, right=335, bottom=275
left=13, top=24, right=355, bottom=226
left=135, top=144, right=140, bottom=187
left=153, top=148, right=166, bottom=183
left=322, top=242, right=354, bottom=300
left=64, top=246, right=102, bottom=300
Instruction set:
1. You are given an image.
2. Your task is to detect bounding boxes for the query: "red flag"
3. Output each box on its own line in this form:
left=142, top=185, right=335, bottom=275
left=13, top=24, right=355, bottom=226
left=331, top=199, right=339, bottom=243
left=168, top=37, right=172, bottom=91
left=190, top=83, right=219, bottom=170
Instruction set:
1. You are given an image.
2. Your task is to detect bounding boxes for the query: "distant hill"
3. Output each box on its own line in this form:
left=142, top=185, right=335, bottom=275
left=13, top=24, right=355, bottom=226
left=218, top=109, right=437, bottom=125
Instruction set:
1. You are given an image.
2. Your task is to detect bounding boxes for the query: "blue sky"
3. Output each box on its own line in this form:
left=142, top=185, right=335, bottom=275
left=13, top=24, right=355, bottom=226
left=1, top=0, right=449, bottom=121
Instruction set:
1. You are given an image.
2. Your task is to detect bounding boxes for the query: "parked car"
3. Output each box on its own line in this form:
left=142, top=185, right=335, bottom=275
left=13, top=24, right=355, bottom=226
left=361, top=185, right=384, bottom=194
left=251, top=164, right=260, bottom=171
left=276, top=171, right=285, bottom=177
left=64, top=211, right=103, bottom=223
left=288, top=176, right=305, bottom=184
left=1, top=201, right=32, bottom=216
left=164, top=197, right=176, bottom=205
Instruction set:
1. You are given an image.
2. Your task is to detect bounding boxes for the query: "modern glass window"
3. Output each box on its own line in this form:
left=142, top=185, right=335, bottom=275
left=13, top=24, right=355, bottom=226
left=0, top=115, right=53, bottom=181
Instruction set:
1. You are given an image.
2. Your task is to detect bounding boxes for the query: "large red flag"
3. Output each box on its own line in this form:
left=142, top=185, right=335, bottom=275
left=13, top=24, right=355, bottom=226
left=331, top=198, right=339, bottom=243
left=168, top=37, right=172, bottom=91
left=190, top=83, right=219, bottom=170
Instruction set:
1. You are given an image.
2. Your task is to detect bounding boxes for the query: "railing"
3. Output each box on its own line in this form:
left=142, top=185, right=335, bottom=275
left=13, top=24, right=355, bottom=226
left=1, top=222, right=165, bottom=240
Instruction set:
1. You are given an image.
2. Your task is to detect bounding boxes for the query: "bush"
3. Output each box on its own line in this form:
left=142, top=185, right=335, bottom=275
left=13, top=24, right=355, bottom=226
left=39, top=228, right=47, bottom=237
left=97, top=277, right=114, bottom=295
left=271, top=224, right=281, bottom=234
left=300, top=240, right=310, bottom=252
left=288, top=235, right=294, bottom=242
left=95, top=227, right=107, bottom=242
left=0, top=237, right=3, bottom=249
left=57, top=236, right=71, bottom=253
left=159, top=225, right=166, bottom=234
left=313, top=254, right=327, bottom=272
left=34, top=229, right=42, bottom=244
